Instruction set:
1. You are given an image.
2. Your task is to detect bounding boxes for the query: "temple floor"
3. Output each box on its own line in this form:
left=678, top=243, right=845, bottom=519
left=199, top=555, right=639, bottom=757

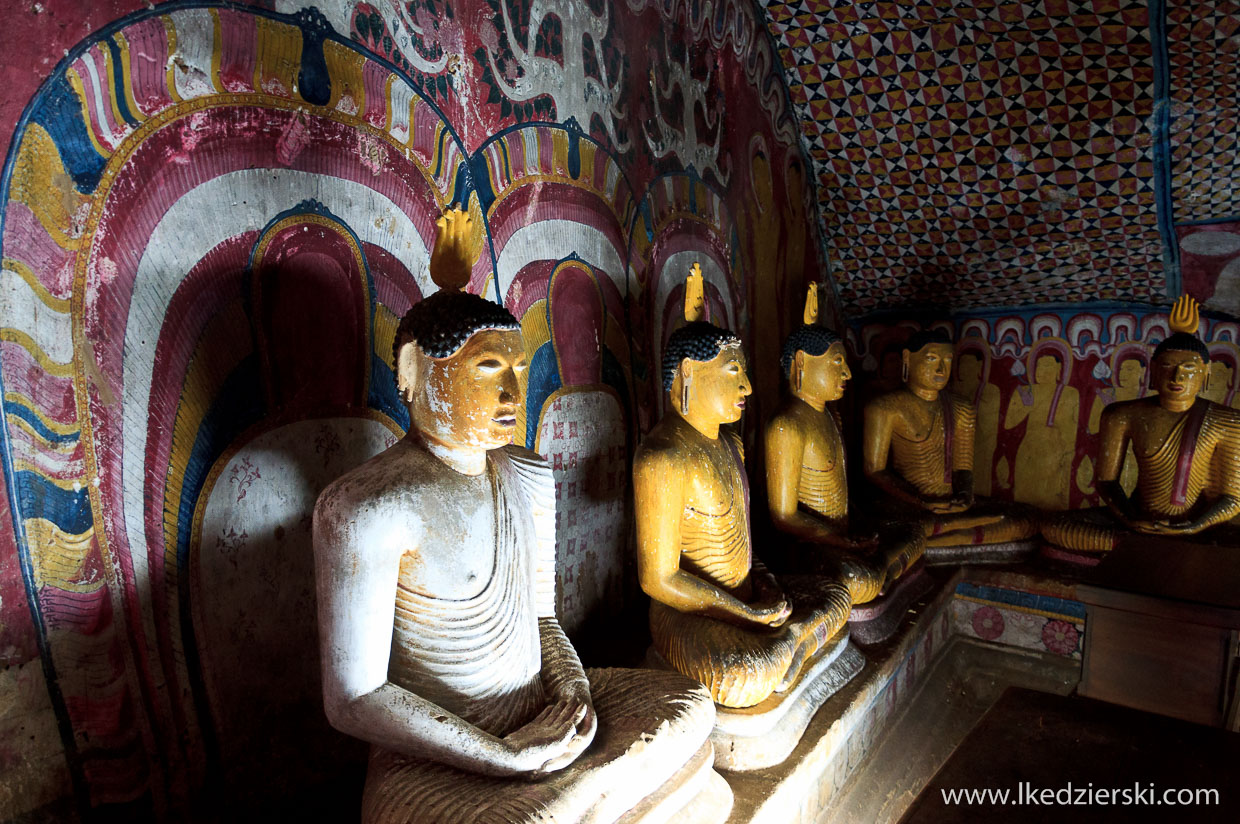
left=824, top=638, right=1078, bottom=823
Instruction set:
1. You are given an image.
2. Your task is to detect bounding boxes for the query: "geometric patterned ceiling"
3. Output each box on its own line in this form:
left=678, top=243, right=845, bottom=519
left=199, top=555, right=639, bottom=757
left=763, top=0, right=1224, bottom=316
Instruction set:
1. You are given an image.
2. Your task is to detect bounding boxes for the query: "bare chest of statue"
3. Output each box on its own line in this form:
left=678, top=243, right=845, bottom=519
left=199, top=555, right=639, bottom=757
left=398, top=467, right=497, bottom=600
left=386, top=452, right=543, bottom=735
left=800, top=411, right=841, bottom=473
left=797, top=410, right=847, bottom=519
left=679, top=432, right=752, bottom=592
left=892, top=395, right=942, bottom=444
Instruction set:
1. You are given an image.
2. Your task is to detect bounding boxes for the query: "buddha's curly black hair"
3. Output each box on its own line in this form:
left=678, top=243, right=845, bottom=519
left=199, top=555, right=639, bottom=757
left=661, top=321, right=742, bottom=391
left=393, top=291, right=519, bottom=362
left=780, top=325, right=842, bottom=377
left=1154, top=332, right=1210, bottom=363
left=904, top=328, right=953, bottom=354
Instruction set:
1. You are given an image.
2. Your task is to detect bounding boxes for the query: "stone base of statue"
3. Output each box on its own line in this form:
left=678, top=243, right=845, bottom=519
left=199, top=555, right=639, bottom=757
left=923, top=539, right=1037, bottom=566
left=848, top=564, right=934, bottom=645
left=618, top=745, right=734, bottom=824
left=361, top=669, right=721, bottom=824
left=647, top=628, right=864, bottom=771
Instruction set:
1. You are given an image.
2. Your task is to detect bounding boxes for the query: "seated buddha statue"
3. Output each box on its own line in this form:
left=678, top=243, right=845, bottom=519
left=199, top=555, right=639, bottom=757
left=634, top=267, right=854, bottom=709
left=764, top=287, right=924, bottom=594
left=1043, top=297, right=1240, bottom=552
left=862, top=329, right=1037, bottom=548
left=313, top=210, right=718, bottom=824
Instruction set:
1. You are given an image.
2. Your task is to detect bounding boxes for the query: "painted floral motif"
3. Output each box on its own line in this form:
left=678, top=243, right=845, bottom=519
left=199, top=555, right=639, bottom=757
left=314, top=426, right=342, bottom=467
left=229, top=458, right=261, bottom=502
left=1041, top=619, right=1081, bottom=656
left=216, top=527, right=249, bottom=569
left=971, top=605, right=1005, bottom=641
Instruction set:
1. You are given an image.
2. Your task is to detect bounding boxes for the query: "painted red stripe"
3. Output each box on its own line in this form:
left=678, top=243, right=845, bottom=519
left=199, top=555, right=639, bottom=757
left=362, top=62, right=389, bottom=128
left=123, top=17, right=174, bottom=117
left=487, top=182, right=626, bottom=261
left=39, top=585, right=109, bottom=633
left=217, top=9, right=258, bottom=94
left=2, top=202, right=77, bottom=298
left=141, top=234, right=253, bottom=664
left=86, top=106, right=443, bottom=385
left=365, top=242, right=419, bottom=317
left=509, top=260, right=557, bottom=318
left=0, top=342, right=77, bottom=422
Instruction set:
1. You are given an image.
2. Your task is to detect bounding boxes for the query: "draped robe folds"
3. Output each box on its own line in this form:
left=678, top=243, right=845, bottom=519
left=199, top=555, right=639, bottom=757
left=1043, top=400, right=1240, bottom=552
left=387, top=449, right=545, bottom=736
left=783, top=408, right=926, bottom=592
left=649, top=432, right=854, bottom=709
left=363, top=447, right=717, bottom=824
left=882, top=392, right=1037, bottom=546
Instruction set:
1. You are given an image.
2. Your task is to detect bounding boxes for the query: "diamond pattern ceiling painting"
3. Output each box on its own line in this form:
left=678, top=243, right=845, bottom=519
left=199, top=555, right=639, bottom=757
left=764, top=0, right=1177, bottom=313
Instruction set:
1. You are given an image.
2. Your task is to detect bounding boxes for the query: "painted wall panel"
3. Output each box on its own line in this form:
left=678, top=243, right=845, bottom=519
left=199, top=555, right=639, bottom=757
left=0, top=0, right=826, bottom=814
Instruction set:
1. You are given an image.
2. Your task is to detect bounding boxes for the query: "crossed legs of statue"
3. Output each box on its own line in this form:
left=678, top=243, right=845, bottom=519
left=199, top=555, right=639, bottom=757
left=649, top=576, right=854, bottom=708
left=922, top=498, right=1039, bottom=548
left=1041, top=507, right=1126, bottom=553
left=362, top=669, right=714, bottom=824
left=770, top=518, right=927, bottom=602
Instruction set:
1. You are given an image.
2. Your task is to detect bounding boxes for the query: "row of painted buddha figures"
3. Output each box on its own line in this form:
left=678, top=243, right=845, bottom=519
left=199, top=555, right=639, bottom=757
left=312, top=211, right=1240, bottom=823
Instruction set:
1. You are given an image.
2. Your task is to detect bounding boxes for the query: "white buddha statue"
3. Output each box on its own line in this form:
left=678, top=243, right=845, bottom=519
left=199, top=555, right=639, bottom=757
left=313, top=210, right=722, bottom=823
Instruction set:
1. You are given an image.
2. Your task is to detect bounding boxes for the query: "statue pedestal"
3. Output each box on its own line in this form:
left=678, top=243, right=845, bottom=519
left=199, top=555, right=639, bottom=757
left=848, top=564, right=934, bottom=645
left=616, top=739, right=733, bottom=824
left=361, top=669, right=727, bottom=824
left=924, top=539, right=1037, bottom=566
left=647, top=629, right=864, bottom=772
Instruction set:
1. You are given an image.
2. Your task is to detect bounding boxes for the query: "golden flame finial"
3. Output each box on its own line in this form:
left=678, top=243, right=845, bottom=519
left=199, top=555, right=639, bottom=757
left=803, top=285, right=819, bottom=326
left=428, top=206, right=482, bottom=292
left=1169, top=294, right=1200, bottom=336
left=685, top=262, right=706, bottom=323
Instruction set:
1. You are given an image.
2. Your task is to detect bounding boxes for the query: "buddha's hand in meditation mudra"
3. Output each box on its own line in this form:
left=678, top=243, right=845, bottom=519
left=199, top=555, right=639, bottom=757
left=498, top=679, right=596, bottom=776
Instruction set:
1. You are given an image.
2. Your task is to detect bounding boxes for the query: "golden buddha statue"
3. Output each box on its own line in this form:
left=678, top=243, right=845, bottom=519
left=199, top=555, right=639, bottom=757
left=313, top=210, right=719, bottom=823
left=764, top=287, right=924, bottom=594
left=1043, top=297, right=1240, bottom=552
left=634, top=268, right=853, bottom=709
left=862, top=329, right=1037, bottom=548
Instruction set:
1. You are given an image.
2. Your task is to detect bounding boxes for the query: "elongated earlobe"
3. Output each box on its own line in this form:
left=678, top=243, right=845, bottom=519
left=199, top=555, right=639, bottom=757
left=397, top=342, right=421, bottom=404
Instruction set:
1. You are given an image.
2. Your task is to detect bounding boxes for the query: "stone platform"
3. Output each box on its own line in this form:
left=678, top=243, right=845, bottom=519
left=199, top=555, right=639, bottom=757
left=848, top=564, right=934, bottom=645
left=646, top=630, right=865, bottom=773
left=710, top=630, right=865, bottom=771
left=715, top=562, right=1089, bottom=824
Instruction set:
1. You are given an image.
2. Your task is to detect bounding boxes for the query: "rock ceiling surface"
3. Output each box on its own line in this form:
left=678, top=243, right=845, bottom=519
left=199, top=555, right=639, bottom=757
left=763, top=0, right=1240, bottom=316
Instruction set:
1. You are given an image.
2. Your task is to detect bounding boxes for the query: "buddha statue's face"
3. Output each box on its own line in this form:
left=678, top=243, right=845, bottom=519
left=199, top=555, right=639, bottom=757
left=678, top=343, right=751, bottom=425
left=1152, top=349, right=1206, bottom=407
left=400, top=328, right=528, bottom=452
left=1034, top=354, right=1062, bottom=384
left=903, top=343, right=953, bottom=395
left=794, top=341, right=850, bottom=405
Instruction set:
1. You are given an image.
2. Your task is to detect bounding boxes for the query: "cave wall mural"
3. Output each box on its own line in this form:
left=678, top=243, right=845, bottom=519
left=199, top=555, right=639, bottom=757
left=0, top=0, right=827, bottom=815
